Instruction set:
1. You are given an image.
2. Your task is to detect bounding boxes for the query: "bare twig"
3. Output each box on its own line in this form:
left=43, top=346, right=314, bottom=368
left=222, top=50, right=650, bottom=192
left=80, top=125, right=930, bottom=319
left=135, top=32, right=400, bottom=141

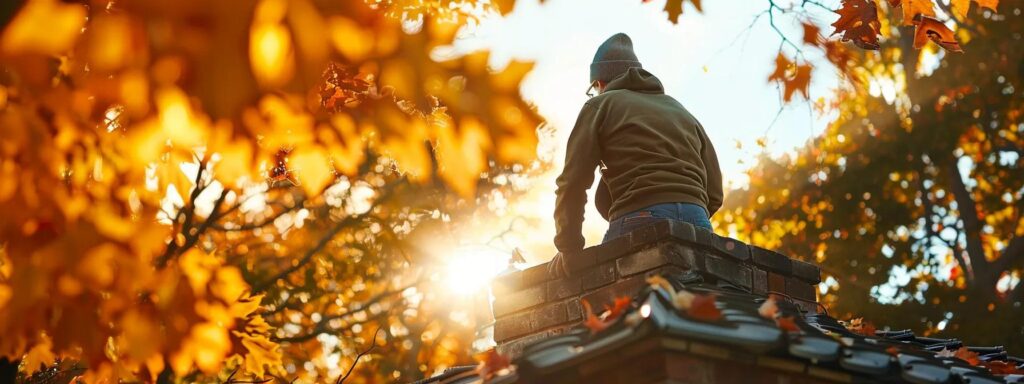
left=337, top=326, right=383, bottom=384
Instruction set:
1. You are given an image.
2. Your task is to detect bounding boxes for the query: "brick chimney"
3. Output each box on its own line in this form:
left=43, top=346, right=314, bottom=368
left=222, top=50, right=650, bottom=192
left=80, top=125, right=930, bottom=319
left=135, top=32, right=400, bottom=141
left=490, top=220, right=821, bottom=358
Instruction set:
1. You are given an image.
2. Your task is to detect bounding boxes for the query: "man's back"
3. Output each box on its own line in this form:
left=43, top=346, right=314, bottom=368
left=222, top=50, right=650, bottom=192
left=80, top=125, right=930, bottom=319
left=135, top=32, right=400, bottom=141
left=588, top=67, right=722, bottom=222
left=552, top=33, right=723, bottom=257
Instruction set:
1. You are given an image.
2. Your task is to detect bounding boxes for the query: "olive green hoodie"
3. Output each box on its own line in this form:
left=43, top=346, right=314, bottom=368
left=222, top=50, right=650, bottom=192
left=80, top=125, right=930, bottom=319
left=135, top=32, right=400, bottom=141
left=554, top=67, right=723, bottom=253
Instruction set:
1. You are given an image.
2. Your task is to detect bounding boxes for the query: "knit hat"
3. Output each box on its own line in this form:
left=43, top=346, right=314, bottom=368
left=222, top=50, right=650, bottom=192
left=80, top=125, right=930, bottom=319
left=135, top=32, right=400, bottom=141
left=590, top=33, right=642, bottom=84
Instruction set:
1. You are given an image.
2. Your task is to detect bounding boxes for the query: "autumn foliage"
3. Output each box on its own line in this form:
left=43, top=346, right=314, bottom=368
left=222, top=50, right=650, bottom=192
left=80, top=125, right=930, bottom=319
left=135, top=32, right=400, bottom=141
left=0, top=0, right=540, bottom=381
left=0, top=0, right=1019, bottom=381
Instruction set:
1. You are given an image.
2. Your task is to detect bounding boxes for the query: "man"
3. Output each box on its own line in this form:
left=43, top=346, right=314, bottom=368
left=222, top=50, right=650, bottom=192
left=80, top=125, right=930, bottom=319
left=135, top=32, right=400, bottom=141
left=550, top=33, right=723, bottom=276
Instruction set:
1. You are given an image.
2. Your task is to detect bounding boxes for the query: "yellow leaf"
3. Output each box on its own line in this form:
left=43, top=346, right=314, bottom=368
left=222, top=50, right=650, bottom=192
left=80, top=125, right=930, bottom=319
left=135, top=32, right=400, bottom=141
left=902, top=0, right=936, bottom=25
left=156, top=88, right=207, bottom=148
left=291, top=146, right=334, bottom=197
left=188, top=323, right=231, bottom=374
left=88, top=14, right=136, bottom=71
left=975, top=0, right=999, bottom=11
left=0, top=0, right=86, bottom=55
left=951, top=0, right=971, bottom=19
left=234, top=332, right=285, bottom=378
left=230, top=294, right=265, bottom=318
left=21, top=334, right=55, bottom=374
left=179, top=248, right=218, bottom=296
left=436, top=116, right=491, bottom=197
left=250, top=0, right=295, bottom=88
left=328, top=114, right=365, bottom=177
left=329, top=17, right=373, bottom=61
left=215, top=141, right=254, bottom=187
left=211, top=267, right=249, bottom=302
left=79, top=243, right=120, bottom=288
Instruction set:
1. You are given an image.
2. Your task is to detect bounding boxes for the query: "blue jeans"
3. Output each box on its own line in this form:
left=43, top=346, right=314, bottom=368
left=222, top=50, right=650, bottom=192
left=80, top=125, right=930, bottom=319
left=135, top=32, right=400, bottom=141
left=602, top=202, right=712, bottom=243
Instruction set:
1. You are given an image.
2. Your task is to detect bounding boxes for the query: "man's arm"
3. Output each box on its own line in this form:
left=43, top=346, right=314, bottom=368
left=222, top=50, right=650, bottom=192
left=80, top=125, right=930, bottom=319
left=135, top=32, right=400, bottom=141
left=699, top=124, right=724, bottom=217
left=554, top=103, right=602, bottom=254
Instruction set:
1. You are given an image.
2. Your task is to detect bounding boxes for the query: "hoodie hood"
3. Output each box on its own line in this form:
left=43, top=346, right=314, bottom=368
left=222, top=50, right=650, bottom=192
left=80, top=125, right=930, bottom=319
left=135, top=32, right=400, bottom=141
left=603, top=67, right=664, bottom=95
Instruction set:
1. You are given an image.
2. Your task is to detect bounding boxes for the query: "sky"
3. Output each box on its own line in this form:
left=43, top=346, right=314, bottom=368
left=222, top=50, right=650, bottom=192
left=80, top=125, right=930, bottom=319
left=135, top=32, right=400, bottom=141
left=439, top=0, right=841, bottom=266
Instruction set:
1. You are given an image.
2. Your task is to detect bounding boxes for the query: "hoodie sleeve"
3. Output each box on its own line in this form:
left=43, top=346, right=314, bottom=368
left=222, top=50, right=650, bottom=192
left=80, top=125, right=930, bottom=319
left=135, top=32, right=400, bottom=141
left=554, top=103, right=602, bottom=254
left=699, top=124, right=724, bottom=217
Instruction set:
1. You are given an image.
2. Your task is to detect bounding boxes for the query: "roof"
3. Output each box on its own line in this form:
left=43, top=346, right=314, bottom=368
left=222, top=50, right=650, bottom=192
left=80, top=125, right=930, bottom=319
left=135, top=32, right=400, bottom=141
left=417, top=272, right=1024, bottom=383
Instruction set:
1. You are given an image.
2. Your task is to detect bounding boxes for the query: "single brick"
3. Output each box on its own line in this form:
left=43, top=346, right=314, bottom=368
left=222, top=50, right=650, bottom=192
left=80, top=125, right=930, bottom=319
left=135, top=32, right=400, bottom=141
left=767, top=272, right=787, bottom=294
left=491, top=271, right=522, bottom=295
left=492, top=285, right=546, bottom=317
left=752, top=268, right=768, bottom=296
left=595, top=235, right=632, bottom=263
left=580, top=274, right=647, bottom=311
left=567, top=247, right=599, bottom=274
left=791, top=259, right=822, bottom=284
left=714, top=235, right=751, bottom=261
left=751, top=246, right=793, bottom=275
left=674, top=244, right=704, bottom=272
left=704, top=254, right=752, bottom=290
left=567, top=298, right=582, bottom=321
left=532, top=301, right=569, bottom=330
left=695, top=227, right=716, bottom=249
left=786, top=276, right=817, bottom=302
left=616, top=244, right=681, bottom=276
left=547, top=275, right=583, bottom=301
left=522, top=263, right=553, bottom=287
left=670, top=220, right=698, bottom=243
left=496, top=329, right=552, bottom=358
left=581, top=262, right=617, bottom=290
left=629, top=220, right=672, bottom=250
left=494, top=312, right=532, bottom=342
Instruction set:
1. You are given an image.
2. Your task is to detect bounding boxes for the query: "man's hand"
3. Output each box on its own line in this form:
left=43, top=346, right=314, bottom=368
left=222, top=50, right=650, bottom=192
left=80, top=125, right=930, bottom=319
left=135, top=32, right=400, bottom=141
left=548, top=251, right=571, bottom=278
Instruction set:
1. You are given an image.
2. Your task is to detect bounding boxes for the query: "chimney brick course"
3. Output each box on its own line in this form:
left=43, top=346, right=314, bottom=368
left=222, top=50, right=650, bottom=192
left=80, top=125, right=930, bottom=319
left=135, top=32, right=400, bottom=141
left=491, top=220, right=822, bottom=357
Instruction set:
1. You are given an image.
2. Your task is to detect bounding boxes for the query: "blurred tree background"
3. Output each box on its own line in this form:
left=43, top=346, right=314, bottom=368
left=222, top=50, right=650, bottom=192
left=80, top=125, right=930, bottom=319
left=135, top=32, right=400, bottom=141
left=720, top=0, right=1024, bottom=354
left=0, top=0, right=1020, bottom=382
left=0, top=0, right=542, bottom=382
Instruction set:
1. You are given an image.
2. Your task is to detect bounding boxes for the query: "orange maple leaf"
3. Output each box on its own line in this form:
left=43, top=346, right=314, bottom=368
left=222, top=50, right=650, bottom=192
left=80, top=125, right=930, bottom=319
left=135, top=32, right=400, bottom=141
left=475, top=349, right=512, bottom=380
left=604, top=296, right=633, bottom=320
left=938, top=347, right=981, bottom=366
left=582, top=299, right=609, bottom=334
left=662, top=0, right=703, bottom=24
left=582, top=297, right=632, bottom=334
left=775, top=316, right=801, bottom=333
left=831, top=0, right=882, bottom=50
left=982, top=360, right=1024, bottom=375
left=802, top=22, right=822, bottom=46
left=686, top=293, right=722, bottom=322
left=768, top=54, right=814, bottom=102
left=846, top=317, right=878, bottom=337
left=913, top=16, right=963, bottom=52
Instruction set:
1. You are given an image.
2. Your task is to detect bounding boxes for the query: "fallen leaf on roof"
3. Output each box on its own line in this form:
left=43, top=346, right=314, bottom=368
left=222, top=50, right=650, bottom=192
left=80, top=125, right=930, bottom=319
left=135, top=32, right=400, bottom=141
left=938, top=347, right=981, bottom=366
left=982, top=360, right=1024, bottom=375
left=604, top=296, right=633, bottom=320
left=758, top=295, right=779, bottom=319
left=582, top=297, right=632, bottom=334
left=686, top=293, right=723, bottom=322
left=475, top=349, right=511, bottom=380
left=646, top=275, right=677, bottom=297
left=846, top=317, right=877, bottom=337
left=775, top=315, right=801, bottom=333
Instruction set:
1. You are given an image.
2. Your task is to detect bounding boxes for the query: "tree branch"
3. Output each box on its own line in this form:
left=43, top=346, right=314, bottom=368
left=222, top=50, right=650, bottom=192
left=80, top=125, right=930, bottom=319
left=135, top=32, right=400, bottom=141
left=944, top=156, right=992, bottom=282
left=251, top=181, right=401, bottom=293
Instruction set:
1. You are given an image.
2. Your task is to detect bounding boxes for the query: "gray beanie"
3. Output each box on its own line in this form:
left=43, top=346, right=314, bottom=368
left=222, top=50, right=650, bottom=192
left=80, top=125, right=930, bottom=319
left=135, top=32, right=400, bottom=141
left=590, top=33, right=642, bottom=83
